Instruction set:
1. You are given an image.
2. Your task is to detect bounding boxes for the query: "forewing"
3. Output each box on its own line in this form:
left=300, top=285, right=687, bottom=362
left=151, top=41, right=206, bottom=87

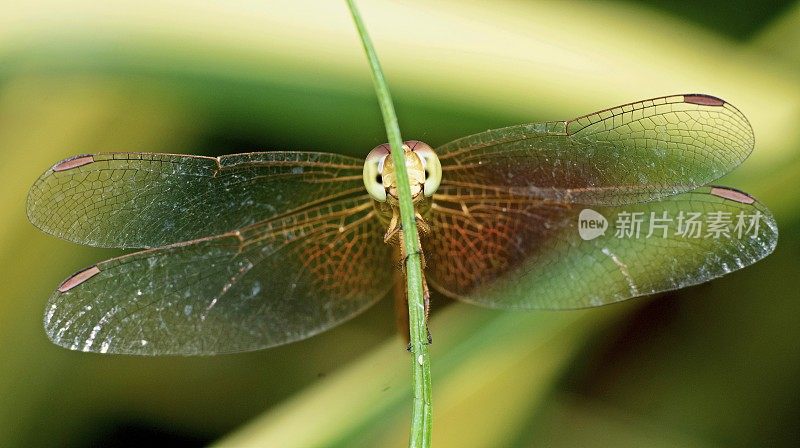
left=436, top=94, right=753, bottom=205
left=27, top=152, right=364, bottom=248
left=426, top=186, right=777, bottom=309
left=44, top=196, right=393, bottom=355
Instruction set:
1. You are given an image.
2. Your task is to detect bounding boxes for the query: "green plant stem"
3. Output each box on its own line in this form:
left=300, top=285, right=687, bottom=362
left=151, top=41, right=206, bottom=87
left=345, top=1, right=432, bottom=447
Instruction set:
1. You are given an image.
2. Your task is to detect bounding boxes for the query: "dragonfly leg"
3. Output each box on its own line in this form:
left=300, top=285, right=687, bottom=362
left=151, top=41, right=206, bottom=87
left=383, top=209, right=400, bottom=245
left=394, top=228, right=428, bottom=273
left=415, top=211, right=432, bottom=238
left=385, top=208, right=430, bottom=246
left=401, top=275, right=432, bottom=349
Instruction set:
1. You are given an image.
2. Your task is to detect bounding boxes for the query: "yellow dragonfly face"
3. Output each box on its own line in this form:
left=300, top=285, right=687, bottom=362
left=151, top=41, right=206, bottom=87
left=363, top=140, right=439, bottom=243
left=363, top=141, right=436, bottom=205
left=28, top=94, right=777, bottom=355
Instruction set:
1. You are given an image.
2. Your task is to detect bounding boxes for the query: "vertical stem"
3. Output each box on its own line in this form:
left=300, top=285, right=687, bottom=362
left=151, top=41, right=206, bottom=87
left=345, top=1, right=431, bottom=447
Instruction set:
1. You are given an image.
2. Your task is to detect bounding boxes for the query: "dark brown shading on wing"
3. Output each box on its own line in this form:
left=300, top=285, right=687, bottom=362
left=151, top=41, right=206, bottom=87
left=425, top=186, right=776, bottom=309
left=44, top=195, right=393, bottom=355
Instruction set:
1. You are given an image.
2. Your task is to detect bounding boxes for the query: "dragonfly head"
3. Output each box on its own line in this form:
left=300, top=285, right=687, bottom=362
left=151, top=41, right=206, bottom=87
left=363, top=140, right=442, bottom=204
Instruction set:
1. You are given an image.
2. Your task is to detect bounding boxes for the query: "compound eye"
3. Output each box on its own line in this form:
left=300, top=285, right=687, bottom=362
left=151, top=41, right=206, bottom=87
left=407, top=141, right=441, bottom=197
left=363, top=144, right=389, bottom=202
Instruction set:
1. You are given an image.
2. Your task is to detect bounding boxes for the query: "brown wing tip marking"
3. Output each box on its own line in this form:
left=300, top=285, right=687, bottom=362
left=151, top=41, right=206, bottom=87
left=710, top=187, right=755, bottom=204
left=58, top=266, right=101, bottom=293
left=53, top=155, right=95, bottom=172
left=684, top=94, right=725, bottom=107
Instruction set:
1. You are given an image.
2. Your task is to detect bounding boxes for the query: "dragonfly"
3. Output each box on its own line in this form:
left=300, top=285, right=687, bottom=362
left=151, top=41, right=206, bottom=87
left=27, top=94, right=778, bottom=355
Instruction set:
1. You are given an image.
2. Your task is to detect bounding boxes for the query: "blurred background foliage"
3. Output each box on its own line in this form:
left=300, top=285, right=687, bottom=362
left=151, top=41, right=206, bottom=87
left=0, top=0, right=798, bottom=447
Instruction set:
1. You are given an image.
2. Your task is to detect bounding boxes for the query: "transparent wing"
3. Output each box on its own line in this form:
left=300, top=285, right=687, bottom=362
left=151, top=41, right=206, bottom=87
left=426, top=186, right=777, bottom=309
left=436, top=94, right=753, bottom=205
left=27, top=152, right=364, bottom=248
left=44, top=195, right=393, bottom=355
